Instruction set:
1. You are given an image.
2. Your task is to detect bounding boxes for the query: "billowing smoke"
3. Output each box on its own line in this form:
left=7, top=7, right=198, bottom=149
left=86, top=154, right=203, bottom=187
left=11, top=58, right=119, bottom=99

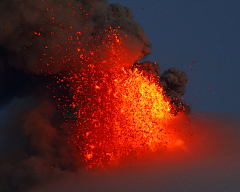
left=0, top=0, right=191, bottom=191
left=0, top=0, right=151, bottom=74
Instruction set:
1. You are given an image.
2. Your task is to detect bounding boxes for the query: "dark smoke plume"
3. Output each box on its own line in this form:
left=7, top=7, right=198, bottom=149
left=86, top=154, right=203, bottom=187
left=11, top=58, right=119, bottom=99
left=0, top=0, right=190, bottom=191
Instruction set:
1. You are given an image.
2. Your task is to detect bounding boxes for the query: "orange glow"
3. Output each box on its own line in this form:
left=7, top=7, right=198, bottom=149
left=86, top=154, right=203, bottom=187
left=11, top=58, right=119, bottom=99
left=69, top=65, right=179, bottom=168
left=51, top=28, right=185, bottom=168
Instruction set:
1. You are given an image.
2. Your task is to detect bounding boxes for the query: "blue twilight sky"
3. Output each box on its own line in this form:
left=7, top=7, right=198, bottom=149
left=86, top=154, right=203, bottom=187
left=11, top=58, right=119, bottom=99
left=109, top=0, right=240, bottom=115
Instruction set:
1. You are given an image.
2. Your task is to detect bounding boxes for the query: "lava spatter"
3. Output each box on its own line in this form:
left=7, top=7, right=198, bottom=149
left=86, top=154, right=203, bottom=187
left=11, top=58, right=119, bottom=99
left=67, top=65, right=174, bottom=168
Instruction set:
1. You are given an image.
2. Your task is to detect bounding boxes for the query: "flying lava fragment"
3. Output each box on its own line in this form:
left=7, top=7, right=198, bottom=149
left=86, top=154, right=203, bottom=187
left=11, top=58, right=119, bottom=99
left=72, top=67, right=173, bottom=167
left=51, top=29, right=188, bottom=168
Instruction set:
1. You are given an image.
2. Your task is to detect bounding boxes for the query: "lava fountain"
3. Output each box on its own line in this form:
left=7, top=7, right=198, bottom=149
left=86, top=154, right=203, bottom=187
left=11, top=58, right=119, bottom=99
left=0, top=1, right=191, bottom=191
left=58, top=29, right=184, bottom=168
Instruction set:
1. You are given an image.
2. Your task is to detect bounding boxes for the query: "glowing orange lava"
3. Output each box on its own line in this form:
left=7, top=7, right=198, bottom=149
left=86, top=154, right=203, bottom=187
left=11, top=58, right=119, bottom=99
left=54, top=29, right=182, bottom=168
left=69, top=66, right=176, bottom=168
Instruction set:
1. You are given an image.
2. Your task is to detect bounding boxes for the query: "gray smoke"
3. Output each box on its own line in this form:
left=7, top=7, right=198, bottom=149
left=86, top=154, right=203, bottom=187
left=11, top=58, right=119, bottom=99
left=0, top=0, right=190, bottom=191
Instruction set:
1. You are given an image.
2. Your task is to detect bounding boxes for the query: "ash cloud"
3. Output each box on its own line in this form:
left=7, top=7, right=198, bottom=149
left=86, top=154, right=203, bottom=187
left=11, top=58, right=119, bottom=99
left=0, top=98, right=74, bottom=191
left=0, top=0, right=190, bottom=191
left=0, top=0, right=151, bottom=74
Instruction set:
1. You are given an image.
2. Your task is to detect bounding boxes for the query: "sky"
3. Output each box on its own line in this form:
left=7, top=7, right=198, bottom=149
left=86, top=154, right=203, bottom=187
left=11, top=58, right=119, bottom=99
left=109, top=0, right=240, bottom=115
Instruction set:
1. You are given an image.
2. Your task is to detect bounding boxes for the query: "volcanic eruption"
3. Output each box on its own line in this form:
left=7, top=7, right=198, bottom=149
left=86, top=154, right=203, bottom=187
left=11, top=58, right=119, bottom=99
left=0, top=0, right=190, bottom=191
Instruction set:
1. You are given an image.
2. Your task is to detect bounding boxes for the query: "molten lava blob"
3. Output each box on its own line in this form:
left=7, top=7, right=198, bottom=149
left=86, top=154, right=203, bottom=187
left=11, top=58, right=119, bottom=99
left=69, top=66, right=180, bottom=168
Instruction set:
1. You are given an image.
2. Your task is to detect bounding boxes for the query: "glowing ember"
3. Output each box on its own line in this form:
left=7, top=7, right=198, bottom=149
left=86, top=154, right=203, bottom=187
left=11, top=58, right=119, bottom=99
left=51, top=29, right=183, bottom=168
left=68, top=65, right=174, bottom=168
